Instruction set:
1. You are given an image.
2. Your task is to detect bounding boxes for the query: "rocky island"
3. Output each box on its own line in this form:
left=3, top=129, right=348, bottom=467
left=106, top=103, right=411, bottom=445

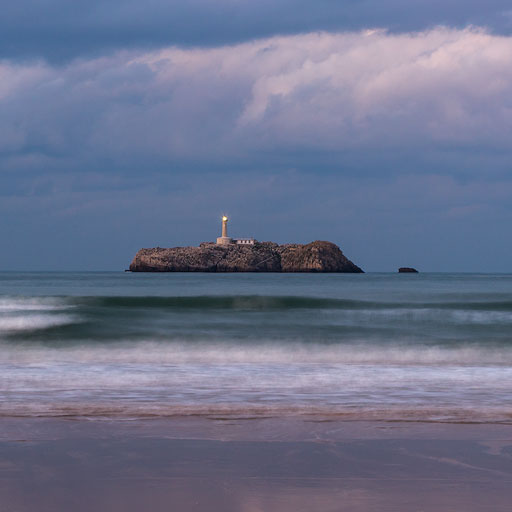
left=129, top=240, right=363, bottom=273
left=130, top=216, right=363, bottom=273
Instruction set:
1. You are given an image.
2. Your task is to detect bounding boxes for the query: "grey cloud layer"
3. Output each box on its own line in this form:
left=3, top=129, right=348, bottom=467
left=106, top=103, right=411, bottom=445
left=2, top=0, right=512, bottom=61
left=2, top=28, right=512, bottom=176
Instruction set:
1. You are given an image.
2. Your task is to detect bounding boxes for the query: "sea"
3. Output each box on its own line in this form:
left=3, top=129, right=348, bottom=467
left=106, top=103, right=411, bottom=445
left=1, top=272, right=511, bottom=422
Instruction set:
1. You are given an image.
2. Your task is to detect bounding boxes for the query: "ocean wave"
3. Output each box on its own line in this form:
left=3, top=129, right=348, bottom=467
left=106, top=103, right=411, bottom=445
left=69, top=295, right=512, bottom=312
left=2, top=294, right=512, bottom=345
left=2, top=340, right=512, bottom=365
left=1, top=274, right=511, bottom=423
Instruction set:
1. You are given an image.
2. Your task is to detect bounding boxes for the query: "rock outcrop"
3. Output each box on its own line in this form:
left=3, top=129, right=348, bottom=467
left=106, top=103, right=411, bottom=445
left=398, top=267, right=419, bottom=273
left=129, top=241, right=363, bottom=273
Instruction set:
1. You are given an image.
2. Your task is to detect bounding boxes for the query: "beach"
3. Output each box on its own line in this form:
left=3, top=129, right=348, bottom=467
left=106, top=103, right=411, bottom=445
left=1, top=417, right=512, bottom=511
left=1, top=271, right=511, bottom=510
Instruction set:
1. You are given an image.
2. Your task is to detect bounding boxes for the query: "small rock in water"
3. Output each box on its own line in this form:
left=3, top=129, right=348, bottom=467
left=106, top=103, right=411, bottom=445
left=398, top=267, right=419, bottom=273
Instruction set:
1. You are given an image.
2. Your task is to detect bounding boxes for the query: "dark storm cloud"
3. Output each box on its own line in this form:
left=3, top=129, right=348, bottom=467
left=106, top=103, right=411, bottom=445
left=2, top=0, right=512, bottom=62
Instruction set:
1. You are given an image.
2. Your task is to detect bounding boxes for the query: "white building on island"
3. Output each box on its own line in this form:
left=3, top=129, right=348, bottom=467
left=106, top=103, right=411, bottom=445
left=216, top=216, right=255, bottom=246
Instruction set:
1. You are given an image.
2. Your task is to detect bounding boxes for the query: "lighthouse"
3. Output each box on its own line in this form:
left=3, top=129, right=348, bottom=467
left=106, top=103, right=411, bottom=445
left=215, top=215, right=256, bottom=246
left=216, top=216, right=233, bottom=245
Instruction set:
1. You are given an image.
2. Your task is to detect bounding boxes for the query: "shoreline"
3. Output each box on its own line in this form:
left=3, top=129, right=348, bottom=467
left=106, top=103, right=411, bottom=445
left=1, top=404, right=511, bottom=424
left=2, top=415, right=512, bottom=442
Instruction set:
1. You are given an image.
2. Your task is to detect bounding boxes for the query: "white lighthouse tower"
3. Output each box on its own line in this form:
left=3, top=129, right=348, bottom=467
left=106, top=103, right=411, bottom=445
left=216, top=216, right=233, bottom=245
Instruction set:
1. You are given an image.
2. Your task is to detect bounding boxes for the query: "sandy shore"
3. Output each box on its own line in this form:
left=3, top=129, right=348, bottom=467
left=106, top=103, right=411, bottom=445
left=1, top=417, right=511, bottom=511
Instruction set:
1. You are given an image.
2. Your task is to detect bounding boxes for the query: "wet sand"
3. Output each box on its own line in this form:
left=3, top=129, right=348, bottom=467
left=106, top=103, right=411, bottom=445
left=1, top=417, right=511, bottom=512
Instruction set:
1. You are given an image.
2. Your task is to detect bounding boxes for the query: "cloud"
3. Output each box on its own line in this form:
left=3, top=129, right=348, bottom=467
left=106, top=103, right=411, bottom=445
left=2, top=27, right=512, bottom=176
left=2, top=0, right=512, bottom=62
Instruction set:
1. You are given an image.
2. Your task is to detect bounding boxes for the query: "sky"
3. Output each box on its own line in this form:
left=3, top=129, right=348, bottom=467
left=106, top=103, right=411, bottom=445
left=1, top=1, right=512, bottom=271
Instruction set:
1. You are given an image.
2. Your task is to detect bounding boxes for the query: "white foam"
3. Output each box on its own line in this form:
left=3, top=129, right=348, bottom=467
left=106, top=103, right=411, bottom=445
left=0, top=297, right=69, bottom=312
left=1, top=339, right=512, bottom=367
left=0, top=314, right=76, bottom=332
left=1, top=340, right=511, bottom=421
left=452, top=310, right=512, bottom=324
